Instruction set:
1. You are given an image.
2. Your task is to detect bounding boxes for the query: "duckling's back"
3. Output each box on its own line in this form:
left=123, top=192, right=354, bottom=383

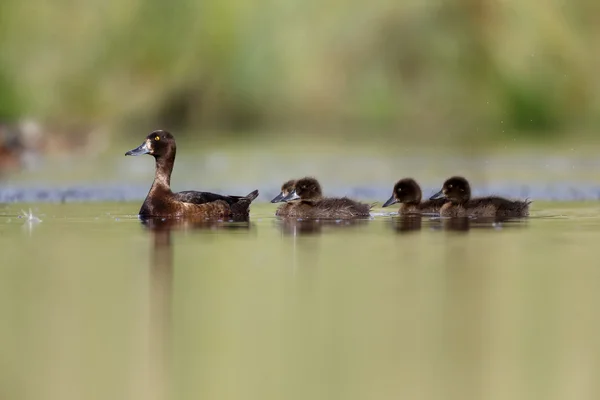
left=441, top=196, right=530, bottom=218
left=280, top=197, right=371, bottom=219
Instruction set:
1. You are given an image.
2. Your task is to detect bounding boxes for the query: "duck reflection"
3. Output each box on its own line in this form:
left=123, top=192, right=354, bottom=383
left=277, top=218, right=371, bottom=236
left=141, top=216, right=252, bottom=232
left=436, top=217, right=530, bottom=232
left=391, top=215, right=423, bottom=233
left=137, top=215, right=252, bottom=400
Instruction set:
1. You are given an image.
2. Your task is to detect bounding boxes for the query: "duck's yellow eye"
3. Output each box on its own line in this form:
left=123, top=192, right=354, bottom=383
left=155, top=136, right=160, bottom=141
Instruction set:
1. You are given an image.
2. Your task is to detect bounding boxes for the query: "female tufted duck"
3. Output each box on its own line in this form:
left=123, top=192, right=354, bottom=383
left=125, top=130, right=258, bottom=218
left=429, top=176, right=531, bottom=218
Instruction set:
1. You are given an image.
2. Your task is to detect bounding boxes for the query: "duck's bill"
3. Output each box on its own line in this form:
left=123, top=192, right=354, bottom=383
left=382, top=194, right=398, bottom=208
left=429, top=189, right=445, bottom=200
left=282, top=190, right=300, bottom=202
left=271, top=192, right=286, bottom=203
left=125, top=141, right=151, bottom=156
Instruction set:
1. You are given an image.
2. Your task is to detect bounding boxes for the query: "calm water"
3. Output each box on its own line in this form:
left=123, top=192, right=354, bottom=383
left=2, top=202, right=600, bottom=400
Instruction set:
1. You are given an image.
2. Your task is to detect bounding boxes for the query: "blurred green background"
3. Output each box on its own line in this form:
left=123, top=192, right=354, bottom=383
left=1, top=0, right=599, bottom=152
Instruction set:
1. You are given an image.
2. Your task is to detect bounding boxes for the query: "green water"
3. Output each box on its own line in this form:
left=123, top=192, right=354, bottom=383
left=1, top=202, right=600, bottom=400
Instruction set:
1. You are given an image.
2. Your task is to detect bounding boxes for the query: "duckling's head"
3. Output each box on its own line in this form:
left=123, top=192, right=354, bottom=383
left=271, top=179, right=296, bottom=203
left=125, top=130, right=176, bottom=159
left=382, top=178, right=422, bottom=207
left=282, top=177, right=322, bottom=201
left=430, top=176, right=471, bottom=203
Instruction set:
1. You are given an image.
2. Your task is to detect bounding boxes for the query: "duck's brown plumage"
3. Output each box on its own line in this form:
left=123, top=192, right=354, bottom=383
left=275, top=177, right=371, bottom=219
left=430, top=176, right=531, bottom=218
left=126, top=130, right=258, bottom=218
left=382, top=178, right=446, bottom=214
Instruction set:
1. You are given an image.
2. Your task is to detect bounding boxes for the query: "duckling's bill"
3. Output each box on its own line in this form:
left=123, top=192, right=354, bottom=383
left=125, top=140, right=152, bottom=156
left=271, top=192, right=286, bottom=203
left=429, top=189, right=445, bottom=200
left=282, top=190, right=300, bottom=202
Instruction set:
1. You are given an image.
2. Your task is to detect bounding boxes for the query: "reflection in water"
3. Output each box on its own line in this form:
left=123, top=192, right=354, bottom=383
left=391, top=215, right=422, bottom=233
left=143, top=219, right=174, bottom=400
left=442, top=217, right=472, bottom=232
left=141, top=216, right=252, bottom=232
left=5, top=203, right=600, bottom=400
left=139, top=216, right=252, bottom=400
left=434, top=217, right=530, bottom=232
left=276, top=218, right=371, bottom=236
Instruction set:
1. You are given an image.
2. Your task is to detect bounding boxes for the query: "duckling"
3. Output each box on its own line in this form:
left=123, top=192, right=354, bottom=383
left=277, top=177, right=371, bottom=219
left=125, top=130, right=259, bottom=218
left=382, top=178, right=446, bottom=214
left=429, top=176, right=531, bottom=218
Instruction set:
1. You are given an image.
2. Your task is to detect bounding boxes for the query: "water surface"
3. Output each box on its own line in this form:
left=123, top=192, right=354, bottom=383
left=1, top=203, right=600, bottom=400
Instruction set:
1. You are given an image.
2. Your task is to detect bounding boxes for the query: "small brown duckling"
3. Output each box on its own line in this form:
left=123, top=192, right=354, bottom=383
left=430, top=176, right=531, bottom=218
left=382, top=178, right=446, bottom=214
left=277, top=177, right=371, bottom=219
left=125, top=130, right=259, bottom=218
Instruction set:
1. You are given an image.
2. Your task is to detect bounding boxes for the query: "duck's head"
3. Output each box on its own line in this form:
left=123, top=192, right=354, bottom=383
left=382, top=178, right=422, bottom=207
left=125, top=130, right=176, bottom=158
left=430, top=176, right=471, bottom=203
left=282, top=177, right=322, bottom=201
left=271, top=179, right=297, bottom=203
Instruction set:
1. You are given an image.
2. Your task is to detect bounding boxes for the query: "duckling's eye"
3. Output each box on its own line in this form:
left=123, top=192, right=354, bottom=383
left=155, top=136, right=160, bottom=141
left=448, top=184, right=453, bottom=189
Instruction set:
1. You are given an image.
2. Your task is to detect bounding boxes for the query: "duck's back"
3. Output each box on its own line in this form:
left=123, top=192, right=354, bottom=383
left=280, top=197, right=371, bottom=219
left=174, top=190, right=251, bottom=206
left=142, top=189, right=259, bottom=218
left=469, top=196, right=530, bottom=217
left=440, top=196, right=530, bottom=218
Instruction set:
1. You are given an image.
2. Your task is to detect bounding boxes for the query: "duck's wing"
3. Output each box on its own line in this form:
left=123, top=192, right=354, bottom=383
left=174, top=190, right=248, bottom=206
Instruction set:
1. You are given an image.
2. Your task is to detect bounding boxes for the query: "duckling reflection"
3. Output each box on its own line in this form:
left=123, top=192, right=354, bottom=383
left=441, top=217, right=471, bottom=232
left=391, top=215, right=423, bottom=233
left=277, top=218, right=371, bottom=236
left=434, top=217, right=530, bottom=232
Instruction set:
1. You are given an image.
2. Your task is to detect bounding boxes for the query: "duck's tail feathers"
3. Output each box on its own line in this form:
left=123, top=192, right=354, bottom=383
left=246, top=190, right=259, bottom=202
left=229, top=190, right=259, bottom=216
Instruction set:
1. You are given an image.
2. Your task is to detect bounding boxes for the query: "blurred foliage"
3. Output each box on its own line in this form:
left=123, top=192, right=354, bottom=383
left=0, top=0, right=599, bottom=140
